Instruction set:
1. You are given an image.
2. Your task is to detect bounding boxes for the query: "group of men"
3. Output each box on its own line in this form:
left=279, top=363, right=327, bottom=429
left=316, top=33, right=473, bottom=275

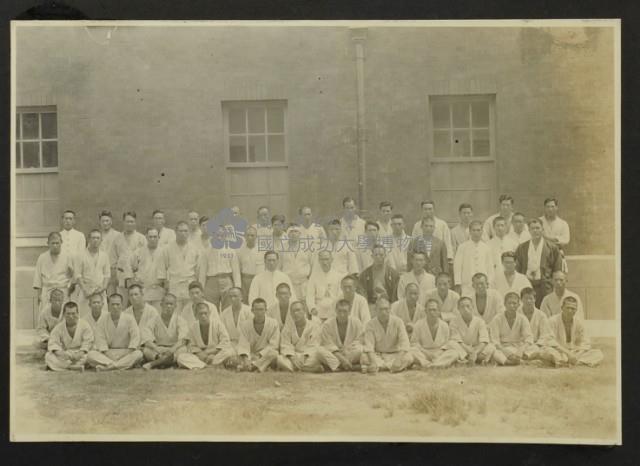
left=31, top=194, right=603, bottom=372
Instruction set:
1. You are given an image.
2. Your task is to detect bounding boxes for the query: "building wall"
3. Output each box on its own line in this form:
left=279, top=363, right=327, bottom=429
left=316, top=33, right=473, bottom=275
left=14, top=25, right=617, bottom=327
left=362, top=27, right=615, bottom=256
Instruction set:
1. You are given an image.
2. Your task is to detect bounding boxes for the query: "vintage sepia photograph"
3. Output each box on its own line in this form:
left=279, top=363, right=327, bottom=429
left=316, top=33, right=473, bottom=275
left=10, top=20, right=621, bottom=443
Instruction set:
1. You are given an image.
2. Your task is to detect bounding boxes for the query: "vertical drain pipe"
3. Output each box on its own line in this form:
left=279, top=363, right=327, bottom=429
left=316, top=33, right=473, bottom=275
left=351, top=28, right=367, bottom=213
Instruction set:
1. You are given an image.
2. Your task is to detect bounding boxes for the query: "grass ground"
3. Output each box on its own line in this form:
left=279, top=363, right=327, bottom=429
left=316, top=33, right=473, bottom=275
left=11, top=338, right=619, bottom=442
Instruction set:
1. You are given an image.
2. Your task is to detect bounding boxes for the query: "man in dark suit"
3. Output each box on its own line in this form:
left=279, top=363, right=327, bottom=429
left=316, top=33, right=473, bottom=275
left=515, top=218, right=563, bottom=307
left=407, top=217, right=448, bottom=276
left=359, top=244, right=400, bottom=305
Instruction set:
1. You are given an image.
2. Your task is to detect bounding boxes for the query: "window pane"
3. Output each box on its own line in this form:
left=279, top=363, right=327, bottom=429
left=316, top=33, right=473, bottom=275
left=41, top=113, right=57, bottom=138
left=16, top=114, right=20, bottom=139
left=432, top=102, right=450, bottom=129
left=229, top=109, right=246, bottom=134
left=248, top=108, right=265, bottom=133
left=16, top=143, right=21, bottom=168
left=268, top=135, right=285, bottom=162
left=229, top=135, right=247, bottom=162
left=452, top=102, right=470, bottom=128
left=433, top=131, right=451, bottom=157
left=472, top=129, right=491, bottom=157
left=22, top=142, right=40, bottom=168
left=452, top=130, right=471, bottom=157
left=22, top=113, right=39, bottom=139
left=42, top=141, right=58, bottom=167
left=267, top=107, right=284, bottom=133
left=248, top=135, right=266, bottom=162
left=471, top=101, right=490, bottom=128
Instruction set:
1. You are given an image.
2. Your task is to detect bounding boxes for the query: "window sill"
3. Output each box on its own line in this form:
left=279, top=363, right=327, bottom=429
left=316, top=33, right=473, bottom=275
left=225, top=162, right=289, bottom=168
left=16, top=168, right=59, bottom=174
left=430, top=158, right=495, bottom=163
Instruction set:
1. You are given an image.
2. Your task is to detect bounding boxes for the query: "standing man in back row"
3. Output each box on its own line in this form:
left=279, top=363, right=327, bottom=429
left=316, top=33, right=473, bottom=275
left=98, top=210, right=120, bottom=296
left=59, top=210, right=86, bottom=265
left=411, top=200, right=453, bottom=263
left=340, top=197, right=366, bottom=251
left=158, top=221, right=200, bottom=311
left=450, top=203, right=473, bottom=256
left=152, top=210, right=176, bottom=249
left=483, top=194, right=515, bottom=241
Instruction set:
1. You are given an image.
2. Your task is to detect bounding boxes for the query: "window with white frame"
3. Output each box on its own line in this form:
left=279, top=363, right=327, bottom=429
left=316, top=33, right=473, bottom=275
left=15, top=106, right=60, bottom=237
left=223, top=101, right=287, bottom=164
left=430, top=96, right=495, bottom=158
left=16, top=106, right=58, bottom=170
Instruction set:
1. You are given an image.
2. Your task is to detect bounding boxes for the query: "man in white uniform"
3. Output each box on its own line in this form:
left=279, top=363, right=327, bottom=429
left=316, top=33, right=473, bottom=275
left=306, top=250, right=343, bottom=321
left=397, top=252, right=436, bottom=302
left=141, top=293, right=189, bottom=370
left=297, top=206, right=326, bottom=252
left=386, top=214, right=410, bottom=273
left=98, top=210, right=120, bottom=295
left=316, top=219, right=359, bottom=278
left=152, top=209, right=176, bottom=249
left=33, top=232, right=74, bottom=311
left=237, top=298, right=280, bottom=372
left=482, top=194, right=515, bottom=240
left=540, top=271, right=585, bottom=321
left=110, top=211, right=147, bottom=305
left=339, top=197, right=366, bottom=252
left=187, top=210, right=202, bottom=247
left=248, top=251, right=296, bottom=309
left=540, top=198, right=570, bottom=251
left=34, top=288, right=65, bottom=351
left=486, top=216, right=518, bottom=275
left=316, top=299, right=365, bottom=372
left=280, top=223, right=313, bottom=300
left=86, top=293, right=144, bottom=371
left=129, top=227, right=165, bottom=309
left=362, top=297, right=413, bottom=374
left=493, top=251, right=532, bottom=297
left=507, top=212, right=531, bottom=245
left=45, top=301, right=93, bottom=372
left=468, top=273, right=504, bottom=325
left=59, top=210, right=85, bottom=265
left=158, top=221, right=200, bottom=310
left=277, top=301, right=323, bottom=372
left=75, top=229, right=110, bottom=317
left=453, top=220, right=494, bottom=296
left=376, top=201, right=394, bottom=240
left=450, top=203, right=473, bottom=256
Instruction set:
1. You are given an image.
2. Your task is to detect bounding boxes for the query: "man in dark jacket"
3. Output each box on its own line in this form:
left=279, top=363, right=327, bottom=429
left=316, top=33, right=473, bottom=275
left=359, top=244, right=399, bottom=306
left=515, top=218, right=563, bottom=307
left=407, top=217, right=448, bottom=276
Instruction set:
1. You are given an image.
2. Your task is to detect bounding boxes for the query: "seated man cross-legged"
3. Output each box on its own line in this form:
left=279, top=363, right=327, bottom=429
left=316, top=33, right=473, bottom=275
left=316, top=299, right=365, bottom=372
left=34, top=288, right=65, bottom=352
left=544, top=296, right=604, bottom=368
left=45, top=301, right=94, bottom=372
left=448, top=296, right=496, bottom=365
left=489, top=292, right=535, bottom=366
left=361, top=296, right=413, bottom=374
left=409, top=299, right=459, bottom=369
left=177, top=302, right=235, bottom=370
left=237, top=298, right=280, bottom=372
left=87, top=293, right=144, bottom=371
left=277, top=301, right=324, bottom=372
left=142, top=293, right=190, bottom=370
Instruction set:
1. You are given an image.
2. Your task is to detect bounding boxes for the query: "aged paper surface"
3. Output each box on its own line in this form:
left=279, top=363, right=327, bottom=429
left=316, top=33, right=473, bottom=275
left=10, top=19, right=621, bottom=443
